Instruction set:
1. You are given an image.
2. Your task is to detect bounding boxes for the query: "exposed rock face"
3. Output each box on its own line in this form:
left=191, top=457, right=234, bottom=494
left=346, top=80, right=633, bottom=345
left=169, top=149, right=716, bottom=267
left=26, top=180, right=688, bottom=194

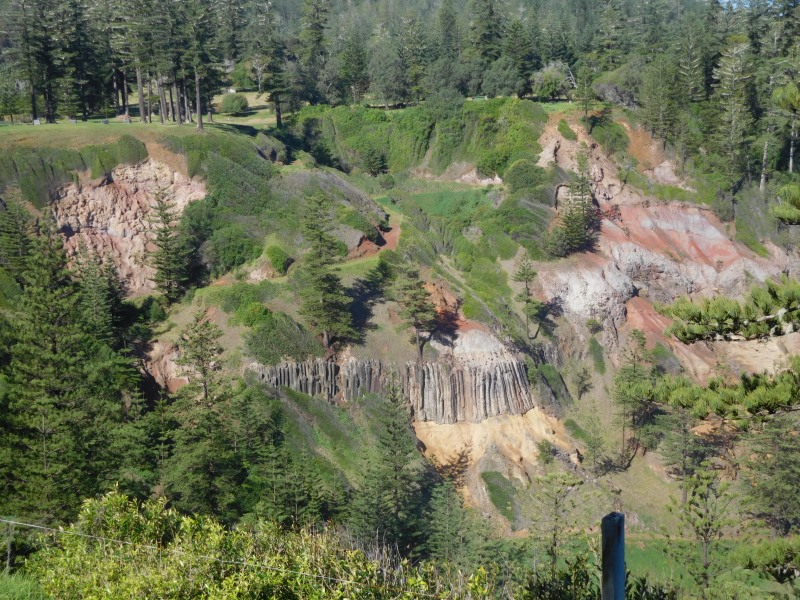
left=535, top=113, right=800, bottom=362
left=53, top=159, right=206, bottom=295
left=250, top=329, right=541, bottom=424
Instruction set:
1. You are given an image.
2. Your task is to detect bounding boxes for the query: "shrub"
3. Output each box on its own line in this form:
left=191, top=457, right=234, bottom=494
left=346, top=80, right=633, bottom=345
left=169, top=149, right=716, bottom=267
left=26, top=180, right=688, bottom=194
left=557, top=119, right=577, bottom=141
left=245, top=311, right=324, bottom=365
left=504, top=159, right=547, bottom=193
left=221, top=93, right=249, bottom=114
left=590, top=119, right=629, bottom=157
left=265, top=245, right=292, bottom=274
left=362, top=145, right=387, bottom=176
left=586, top=318, right=602, bottom=334
left=536, top=439, right=556, bottom=464
left=207, top=225, right=262, bottom=276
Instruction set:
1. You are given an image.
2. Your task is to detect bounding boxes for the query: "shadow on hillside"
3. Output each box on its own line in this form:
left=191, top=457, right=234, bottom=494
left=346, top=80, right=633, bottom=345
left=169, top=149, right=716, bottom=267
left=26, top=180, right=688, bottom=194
left=348, top=264, right=387, bottom=345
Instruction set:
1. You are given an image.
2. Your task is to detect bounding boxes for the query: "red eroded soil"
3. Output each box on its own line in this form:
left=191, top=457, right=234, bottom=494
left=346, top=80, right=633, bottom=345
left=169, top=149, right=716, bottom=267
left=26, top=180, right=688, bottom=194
left=601, top=204, right=745, bottom=270
left=346, top=222, right=401, bottom=260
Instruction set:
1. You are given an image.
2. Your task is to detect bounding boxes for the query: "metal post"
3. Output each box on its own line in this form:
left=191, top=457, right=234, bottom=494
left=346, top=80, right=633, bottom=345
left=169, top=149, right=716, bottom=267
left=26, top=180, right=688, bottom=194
left=601, top=512, right=625, bottom=600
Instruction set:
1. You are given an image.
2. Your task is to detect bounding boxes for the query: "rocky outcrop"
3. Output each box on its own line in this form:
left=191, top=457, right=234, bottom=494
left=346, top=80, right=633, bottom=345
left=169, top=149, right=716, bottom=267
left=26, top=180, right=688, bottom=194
left=250, top=329, right=541, bottom=424
left=53, top=159, right=206, bottom=296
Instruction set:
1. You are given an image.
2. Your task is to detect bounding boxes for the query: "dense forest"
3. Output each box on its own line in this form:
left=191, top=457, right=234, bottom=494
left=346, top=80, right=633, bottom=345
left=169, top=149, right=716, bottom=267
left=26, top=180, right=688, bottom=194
left=1, top=0, right=800, bottom=598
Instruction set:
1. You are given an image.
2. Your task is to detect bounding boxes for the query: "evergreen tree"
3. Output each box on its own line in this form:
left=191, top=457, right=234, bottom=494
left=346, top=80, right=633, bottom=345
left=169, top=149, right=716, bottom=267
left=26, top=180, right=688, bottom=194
left=244, top=0, right=289, bottom=127
left=467, top=0, right=502, bottom=63
left=0, top=199, right=32, bottom=282
left=426, top=479, right=492, bottom=568
left=513, top=251, right=539, bottom=339
left=0, top=227, right=134, bottom=523
left=163, top=310, right=240, bottom=521
left=74, top=249, right=126, bottom=348
left=747, top=417, right=800, bottom=535
left=659, top=408, right=710, bottom=504
left=298, top=0, right=329, bottom=101
left=398, top=16, right=429, bottom=104
left=436, top=0, right=460, bottom=62
left=369, top=41, right=407, bottom=108
left=338, top=29, right=369, bottom=104
left=298, top=194, right=354, bottom=349
left=597, top=0, right=626, bottom=69
left=349, top=382, right=426, bottom=553
left=667, top=465, right=735, bottom=598
left=527, top=471, right=583, bottom=576
left=394, top=264, right=437, bottom=362
left=773, top=82, right=800, bottom=174
left=640, top=55, right=679, bottom=143
left=147, top=188, right=191, bottom=304
left=713, top=38, right=754, bottom=189
left=613, top=329, right=657, bottom=463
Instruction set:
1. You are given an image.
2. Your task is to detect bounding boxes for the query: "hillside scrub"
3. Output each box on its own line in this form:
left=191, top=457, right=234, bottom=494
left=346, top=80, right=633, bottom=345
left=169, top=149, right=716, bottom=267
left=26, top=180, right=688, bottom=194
left=0, top=135, right=147, bottom=206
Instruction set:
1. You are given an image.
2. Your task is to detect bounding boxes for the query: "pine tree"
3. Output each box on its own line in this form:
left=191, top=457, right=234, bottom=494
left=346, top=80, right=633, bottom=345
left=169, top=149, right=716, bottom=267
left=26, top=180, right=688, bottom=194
left=427, top=479, right=491, bottom=568
left=147, top=188, right=191, bottom=304
left=298, top=0, right=329, bottom=100
left=164, top=310, right=241, bottom=521
left=74, top=249, right=125, bottom=348
left=713, top=38, right=754, bottom=189
left=613, top=329, right=657, bottom=463
left=0, top=227, right=133, bottom=523
left=640, top=55, right=679, bottom=142
left=503, top=19, right=538, bottom=89
left=773, top=82, right=800, bottom=174
left=527, top=471, right=583, bottom=576
left=667, top=465, right=735, bottom=598
left=513, top=251, right=538, bottom=339
left=597, top=0, right=626, bottom=70
left=339, top=29, right=369, bottom=104
left=0, top=199, right=32, bottom=282
left=436, top=0, right=460, bottom=62
left=678, top=25, right=706, bottom=103
left=468, top=0, right=502, bottom=63
left=398, top=16, right=429, bottom=104
left=746, top=417, right=800, bottom=535
left=244, top=0, right=289, bottom=127
left=298, top=194, right=353, bottom=349
left=349, top=382, right=425, bottom=553
left=394, top=264, right=437, bottom=362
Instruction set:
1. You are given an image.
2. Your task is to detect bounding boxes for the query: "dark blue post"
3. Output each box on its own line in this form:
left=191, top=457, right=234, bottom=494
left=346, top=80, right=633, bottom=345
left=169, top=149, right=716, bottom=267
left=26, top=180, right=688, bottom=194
left=601, top=512, right=625, bottom=600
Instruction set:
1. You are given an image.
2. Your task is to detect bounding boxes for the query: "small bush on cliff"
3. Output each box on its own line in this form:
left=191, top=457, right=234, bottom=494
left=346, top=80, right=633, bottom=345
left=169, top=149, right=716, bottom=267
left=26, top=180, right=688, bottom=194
left=221, top=93, right=249, bottom=114
left=558, top=119, right=577, bottom=141
left=265, top=245, right=292, bottom=274
left=245, top=310, right=323, bottom=365
left=504, top=159, right=547, bottom=193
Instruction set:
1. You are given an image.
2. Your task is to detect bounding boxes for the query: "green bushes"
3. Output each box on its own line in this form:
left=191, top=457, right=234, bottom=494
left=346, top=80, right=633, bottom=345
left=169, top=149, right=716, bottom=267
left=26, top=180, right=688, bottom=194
left=558, top=119, right=577, bottom=140
left=265, top=245, right=292, bottom=274
left=589, top=119, right=629, bottom=157
left=503, top=159, right=547, bottom=193
left=0, top=136, right=148, bottom=207
left=196, top=280, right=278, bottom=312
left=221, top=93, right=249, bottom=114
left=207, top=225, right=261, bottom=275
left=481, top=471, right=517, bottom=523
left=289, top=97, right=547, bottom=177
left=244, top=307, right=324, bottom=364
left=165, top=132, right=283, bottom=278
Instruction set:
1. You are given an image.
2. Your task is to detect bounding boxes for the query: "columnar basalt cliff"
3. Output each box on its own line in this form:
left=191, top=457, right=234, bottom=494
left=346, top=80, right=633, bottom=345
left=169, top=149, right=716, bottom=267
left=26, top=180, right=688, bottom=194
left=53, top=159, right=206, bottom=295
left=250, top=329, right=540, bottom=424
